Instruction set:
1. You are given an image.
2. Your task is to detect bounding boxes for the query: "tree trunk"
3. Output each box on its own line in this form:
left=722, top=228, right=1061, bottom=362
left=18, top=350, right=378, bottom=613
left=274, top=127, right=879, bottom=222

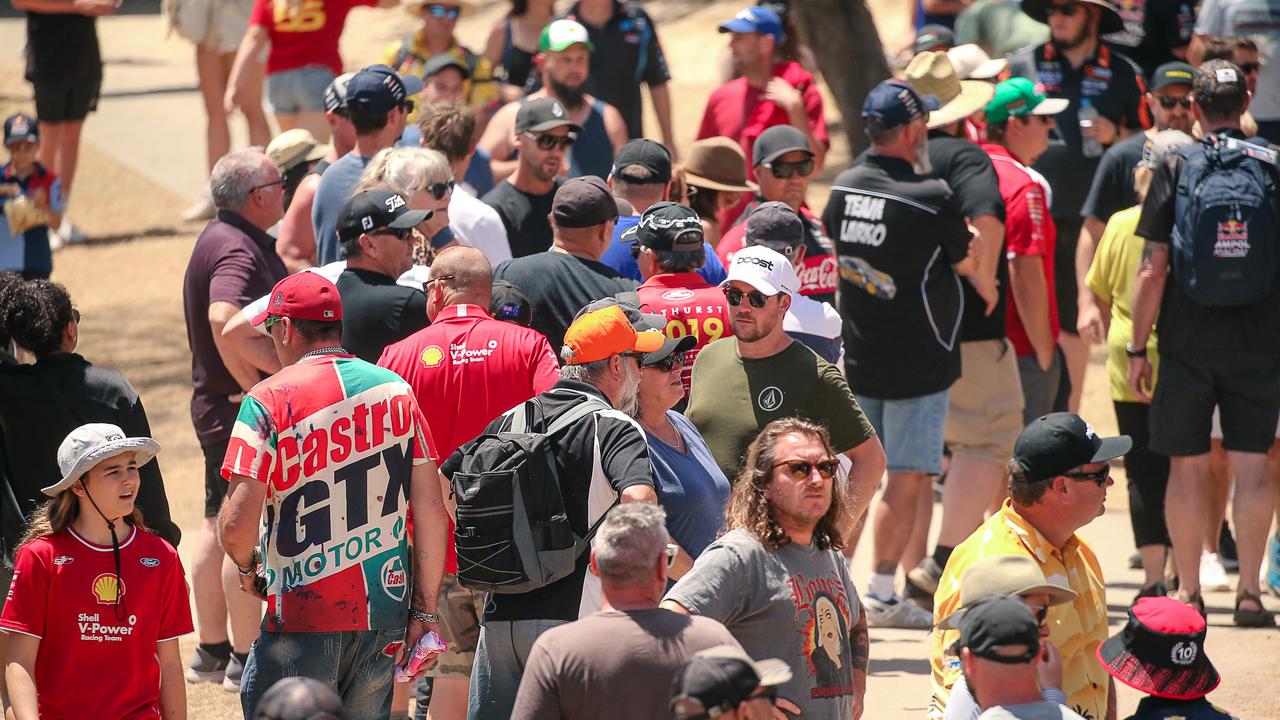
left=792, top=0, right=890, bottom=158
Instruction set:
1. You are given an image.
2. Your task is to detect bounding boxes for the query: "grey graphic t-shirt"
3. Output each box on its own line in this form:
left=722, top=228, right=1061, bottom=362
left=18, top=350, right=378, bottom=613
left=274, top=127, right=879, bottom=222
left=665, top=528, right=863, bottom=720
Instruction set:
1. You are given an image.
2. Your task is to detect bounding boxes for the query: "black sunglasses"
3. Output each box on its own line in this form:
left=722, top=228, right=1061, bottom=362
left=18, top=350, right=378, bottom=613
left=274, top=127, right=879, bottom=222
left=643, top=352, right=686, bottom=373
left=1045, top=2, right=1079, bottom=16
left=723, top=286, right=769, bottom=308
left=1027, top=604, right=1050, bottom=627
left=524, top=131, right=577, bottom=151
left=421, top=274, right=455, bottom=292
left=773, top=458, right=839, bottom=480
left=765, top=158, right=815, bottom=179
left=425, top=179, right=455, bottom=200
left=373, top=227, right=415, bottom=240
left=1239, top=62, right=1261, bottom=74
left=1064, top=466, right=1111, bottom=485
left=1156, top=95, right=1192, bottom=109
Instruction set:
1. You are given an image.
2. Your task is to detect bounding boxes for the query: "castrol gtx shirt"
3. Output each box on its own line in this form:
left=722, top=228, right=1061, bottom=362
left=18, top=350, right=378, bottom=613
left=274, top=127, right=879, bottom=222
left=0, top=527, right=193, bottom=720
left=222, top=354, right=437, bottom=633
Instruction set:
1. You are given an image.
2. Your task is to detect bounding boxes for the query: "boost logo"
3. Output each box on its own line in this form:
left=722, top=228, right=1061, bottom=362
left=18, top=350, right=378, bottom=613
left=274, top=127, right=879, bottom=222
left=92, top=573, right=125, bottom=604
left=420, top=345, right=445, bottom=368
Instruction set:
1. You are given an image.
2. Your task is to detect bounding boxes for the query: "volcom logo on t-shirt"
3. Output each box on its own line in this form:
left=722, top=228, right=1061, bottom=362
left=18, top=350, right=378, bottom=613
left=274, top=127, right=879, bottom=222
left=757, top=386, right=784, bottom=411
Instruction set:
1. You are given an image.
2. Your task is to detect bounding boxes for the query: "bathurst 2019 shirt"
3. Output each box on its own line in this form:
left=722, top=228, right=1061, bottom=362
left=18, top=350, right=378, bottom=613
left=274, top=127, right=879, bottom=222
left=0, top=527, right=193, bottom=720
left=636, top=272, right=734, bottom=394
left=221, top=354, right=436, bottom=633
left=824, top=155, right=969, bottom=399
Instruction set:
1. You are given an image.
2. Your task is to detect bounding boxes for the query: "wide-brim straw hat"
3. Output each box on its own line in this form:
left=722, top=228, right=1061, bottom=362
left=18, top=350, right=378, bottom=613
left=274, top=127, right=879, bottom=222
left=905, top=52, right=996, bottom=129
left=681, top=137, right=758, bottom=193
left=936, top=554, right=1077, bottom=630
left=44, top=423, right=160, bottom=496
left=1021, top=0, right=1124, bottom=35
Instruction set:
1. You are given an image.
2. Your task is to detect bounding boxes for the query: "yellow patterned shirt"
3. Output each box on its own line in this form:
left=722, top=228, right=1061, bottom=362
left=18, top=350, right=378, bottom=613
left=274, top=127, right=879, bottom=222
left=379, top=33, right=500, bottom=117
left=928, top=500, right=1110, bottom=720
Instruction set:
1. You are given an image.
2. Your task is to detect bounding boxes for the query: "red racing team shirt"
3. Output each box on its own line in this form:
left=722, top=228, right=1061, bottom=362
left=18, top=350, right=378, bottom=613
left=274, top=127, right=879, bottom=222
left=250, top=0, right=377, bottom=75
left=984, top=144, right=1060, bottom=357
left=378, top=304, right=561, bottom=574
left=0, top=527, right=193, bottom=720
left=636, top=273, right=734, bottom=395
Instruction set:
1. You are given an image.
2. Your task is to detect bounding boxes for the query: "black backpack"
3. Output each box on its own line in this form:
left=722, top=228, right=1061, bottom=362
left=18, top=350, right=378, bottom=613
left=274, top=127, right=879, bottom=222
left=450, top=396, right=612, bottom=594
left=1171, top=134, right=1280, bottom=306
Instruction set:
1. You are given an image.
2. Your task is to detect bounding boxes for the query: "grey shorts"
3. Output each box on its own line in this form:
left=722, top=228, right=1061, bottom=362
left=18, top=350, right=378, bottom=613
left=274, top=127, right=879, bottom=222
left=267, top=65, right=334, bottom=114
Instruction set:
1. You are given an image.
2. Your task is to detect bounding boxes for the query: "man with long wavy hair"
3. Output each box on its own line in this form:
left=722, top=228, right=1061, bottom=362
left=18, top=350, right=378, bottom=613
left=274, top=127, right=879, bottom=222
left=663, top=417, right=869, bottom=720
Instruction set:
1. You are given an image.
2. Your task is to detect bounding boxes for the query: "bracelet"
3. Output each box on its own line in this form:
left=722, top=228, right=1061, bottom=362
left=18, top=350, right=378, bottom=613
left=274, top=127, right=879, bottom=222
left=234, top=551, right=259, bottom=576
left=409, top=608, right=440, bottom=624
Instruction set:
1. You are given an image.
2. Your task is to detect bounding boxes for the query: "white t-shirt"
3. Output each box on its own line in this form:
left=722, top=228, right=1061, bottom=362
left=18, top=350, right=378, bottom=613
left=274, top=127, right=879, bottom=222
left=449, top=186, right=512, bottom=267
left=784, top=294, right=845, bottom=367
left=241, top=261, right=429, bottom=336
left=1196, top=0, right=1280, bottom=121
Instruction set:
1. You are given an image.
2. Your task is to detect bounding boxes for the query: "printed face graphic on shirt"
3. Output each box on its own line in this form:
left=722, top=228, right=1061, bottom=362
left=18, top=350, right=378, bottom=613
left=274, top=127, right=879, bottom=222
left=789, top=572, right=855, bottom=699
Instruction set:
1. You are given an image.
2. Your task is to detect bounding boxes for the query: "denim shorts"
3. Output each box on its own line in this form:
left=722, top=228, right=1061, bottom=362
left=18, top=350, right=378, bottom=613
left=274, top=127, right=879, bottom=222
left=855, top=388, right=950, bottom=474
left=468, top=618, right=568, bottom=719
left=239, top=626, right=401, bottom=719
left=266, top=65, right=334, bottom=114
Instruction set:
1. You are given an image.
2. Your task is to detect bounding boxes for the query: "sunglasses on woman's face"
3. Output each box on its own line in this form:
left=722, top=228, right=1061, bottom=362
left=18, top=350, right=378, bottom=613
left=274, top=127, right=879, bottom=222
left=425, top=179, right=455, bottom=200
left=765, top=158, right=815, bottom=179
left=425, top=4, right=461, bottom=20
left=644, top=352, right=685, bottom=373
left=723, top=287, right=769, bottom=308
left=524, top=131, right=577, bottom=151
left=1156, top=95, right=1192, bottom=109
left=772, top=458, right=839, bottom=481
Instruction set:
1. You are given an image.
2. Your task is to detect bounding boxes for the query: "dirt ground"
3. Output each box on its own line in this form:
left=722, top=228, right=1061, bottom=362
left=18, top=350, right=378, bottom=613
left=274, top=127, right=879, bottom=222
left=0, top=1, right=1276, bottom=718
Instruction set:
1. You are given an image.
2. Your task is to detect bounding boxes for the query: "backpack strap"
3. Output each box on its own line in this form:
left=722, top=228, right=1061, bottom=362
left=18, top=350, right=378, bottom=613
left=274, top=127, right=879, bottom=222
left=545, top=397, right=609, bottom=436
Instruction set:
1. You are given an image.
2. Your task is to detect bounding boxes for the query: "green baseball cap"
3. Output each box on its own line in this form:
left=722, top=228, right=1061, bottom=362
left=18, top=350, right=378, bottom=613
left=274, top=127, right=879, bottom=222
left=539, top=19, right=594, bottom=52
left=984, top=77, right=1069, bottom=123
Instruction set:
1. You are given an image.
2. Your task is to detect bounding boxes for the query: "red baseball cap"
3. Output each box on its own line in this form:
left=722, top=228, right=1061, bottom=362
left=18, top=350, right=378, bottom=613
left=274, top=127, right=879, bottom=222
left=252, top=272, right=343, bottom=326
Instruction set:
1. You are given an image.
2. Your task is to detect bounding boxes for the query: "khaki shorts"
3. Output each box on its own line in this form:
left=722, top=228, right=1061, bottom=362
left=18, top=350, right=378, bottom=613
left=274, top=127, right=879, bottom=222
left=944, top=339, right=1024, bottom=462
left=428, top=573, right=482, bottom=680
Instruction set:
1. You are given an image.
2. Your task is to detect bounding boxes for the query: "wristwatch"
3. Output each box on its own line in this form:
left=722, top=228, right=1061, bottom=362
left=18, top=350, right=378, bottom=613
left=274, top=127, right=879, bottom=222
left=409, top=608, right=441, bottom=624
left=1125, top=341, right=1147, bottom=357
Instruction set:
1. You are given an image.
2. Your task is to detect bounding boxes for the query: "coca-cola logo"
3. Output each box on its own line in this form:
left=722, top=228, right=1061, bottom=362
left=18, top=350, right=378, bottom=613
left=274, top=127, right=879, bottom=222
left=797, top=255, right=838, bottom=292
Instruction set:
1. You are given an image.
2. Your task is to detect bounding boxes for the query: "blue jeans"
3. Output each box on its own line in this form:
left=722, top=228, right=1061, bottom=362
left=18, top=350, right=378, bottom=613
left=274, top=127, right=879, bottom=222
left=467, top=619, right=568, bottom=719
left=266, top=65, right=334, bottom=114
left=855, top=389, right=950, bottom=474
left=240, top=627, right=401, bottom=718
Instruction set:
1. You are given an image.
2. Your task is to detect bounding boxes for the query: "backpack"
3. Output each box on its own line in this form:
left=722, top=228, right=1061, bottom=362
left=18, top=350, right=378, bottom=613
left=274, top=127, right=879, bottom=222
left=1171, top=134, right=1280, bottom=307
left=450, top=396, right=614, bottom=594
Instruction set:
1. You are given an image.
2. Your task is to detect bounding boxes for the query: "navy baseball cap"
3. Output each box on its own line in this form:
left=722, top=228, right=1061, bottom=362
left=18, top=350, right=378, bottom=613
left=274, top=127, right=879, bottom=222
left=862, top=80, right=941, bottom=129
left=719, top=6, right=783, bottom=43
left=346, top=64, right=423, bottom=115
left=3, top=113, right=38, bottom=145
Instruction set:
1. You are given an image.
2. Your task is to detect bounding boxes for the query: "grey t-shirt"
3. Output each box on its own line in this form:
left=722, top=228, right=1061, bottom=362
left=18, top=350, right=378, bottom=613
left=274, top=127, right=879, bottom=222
left=979, top=701, right=1088, bottom=720
left=510, top=608, right=739, bottom=720
left=665, top=528, right=863, bottom=720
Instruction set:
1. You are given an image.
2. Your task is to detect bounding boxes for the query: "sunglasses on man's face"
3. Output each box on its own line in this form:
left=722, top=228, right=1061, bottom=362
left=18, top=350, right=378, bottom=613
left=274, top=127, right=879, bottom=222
left=765, top=158, right=815, bottom=179
left=1156, top=95, right=1192, bottom=109
left=1026, top=604, right=1050, bottom=628
left=425, top=3, right=461, bottom=20
left=373, top=227, right=415, bottom=241
left=1064, top=466, right=1111, bottom=485
left=524, top=131, right=577, bottom=151
left=644, top=352, right=686, bottom=373
left=1239, top=62, right=1261, bottom=74
left=723, top=287, right=769, bottom=308
left=1045, top=2, right=1080, bottom=16
left=773, top=458, right=839, bottom=481
left=264, top=315, right=285, bottom=331
left=425, top=179, right=455, bottom=200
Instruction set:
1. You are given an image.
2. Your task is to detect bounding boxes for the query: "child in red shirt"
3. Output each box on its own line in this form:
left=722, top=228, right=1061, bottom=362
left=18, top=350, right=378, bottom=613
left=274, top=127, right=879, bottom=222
left=1, top=423, right=193, bottom=720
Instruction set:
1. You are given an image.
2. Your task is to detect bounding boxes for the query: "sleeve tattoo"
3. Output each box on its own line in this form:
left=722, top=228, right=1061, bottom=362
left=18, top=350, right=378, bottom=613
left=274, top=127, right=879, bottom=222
left=850, top=606, right=870, bottom=674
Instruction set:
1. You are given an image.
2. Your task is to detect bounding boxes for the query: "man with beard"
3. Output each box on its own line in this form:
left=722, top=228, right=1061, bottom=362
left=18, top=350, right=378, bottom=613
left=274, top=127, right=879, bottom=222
left=482, top=98, right=581, bottom=257
left=686, top=245, right=886, bottom=525
left=823, top=79, right=986, bottom=630
left=479, top=19, right=628, bottom=182
left=441, top=297, right=659, bottom=718
left=1010, top=0, right=1147, bottom=414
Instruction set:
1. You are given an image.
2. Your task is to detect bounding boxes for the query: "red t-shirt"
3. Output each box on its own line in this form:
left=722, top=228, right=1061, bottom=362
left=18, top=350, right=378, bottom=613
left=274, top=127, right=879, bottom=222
left=0, top=527, right=193, bottom=720
left=984, top=144, right=1059, bottom=357
left=636, top=273, right=734, bottom=395
left=714, top=204, right=838, bottom=303
left=249, top=0, right=377, bottom=75
left=377, top=304, right=561, bottom=574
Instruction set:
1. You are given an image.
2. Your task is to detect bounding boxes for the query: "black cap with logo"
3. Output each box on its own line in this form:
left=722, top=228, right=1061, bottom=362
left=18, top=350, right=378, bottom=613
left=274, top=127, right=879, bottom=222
left=516, top=97, right=583, bottom=134
left=621, top=201, right=704, bottom=251
left=551, top=176, right=618, bottom=228
left=1012, top=412, right=1131, bottom=484
left=345, top=64, right=422, bottom=116
left=612, top=138, right=672, bottom=184
left=3, top=113, right=38, bottom=145
left=1149, top=61, right=1195, bottom=92
left=957, top=595, right=1041, bottom=664
left=337, top=189, right=433, bottom=243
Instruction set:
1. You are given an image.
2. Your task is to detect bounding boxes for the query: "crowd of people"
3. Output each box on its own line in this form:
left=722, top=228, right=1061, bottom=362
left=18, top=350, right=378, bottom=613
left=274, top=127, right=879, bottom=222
left=0, top=0, right=1279, bottom=718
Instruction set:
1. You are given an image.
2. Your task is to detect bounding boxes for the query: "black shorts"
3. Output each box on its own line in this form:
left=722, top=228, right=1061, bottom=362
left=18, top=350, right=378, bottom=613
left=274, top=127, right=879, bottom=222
left=33, top=69, right=102, bottom=123
left=1150, top=350, right=1280, bottom=456
left=202, top=438, right=230, bottom=518
left=1053, top=215, right=1083, bottom=335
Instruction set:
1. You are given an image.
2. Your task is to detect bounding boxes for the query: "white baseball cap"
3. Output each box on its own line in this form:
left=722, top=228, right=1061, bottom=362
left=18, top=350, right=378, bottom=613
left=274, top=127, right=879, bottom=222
left=44, top=423, right=160, bottom=496
left=722, top=245, right=799, bottom=296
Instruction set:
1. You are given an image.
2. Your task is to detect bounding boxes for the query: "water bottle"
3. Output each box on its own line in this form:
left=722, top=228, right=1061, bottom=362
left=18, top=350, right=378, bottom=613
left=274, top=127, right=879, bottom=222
left=1078, top=99, right=1103, bottom=158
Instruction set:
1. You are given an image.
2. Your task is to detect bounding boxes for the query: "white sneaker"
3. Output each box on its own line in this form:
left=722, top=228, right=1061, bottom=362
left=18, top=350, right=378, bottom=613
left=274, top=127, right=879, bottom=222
left=1200, top=551, right=1230, bottom=592
left=182, top=193, right=217, bottom=222
left=864, top=594, right=934, bottom=629
left=58, top=218, right=85, bottom=244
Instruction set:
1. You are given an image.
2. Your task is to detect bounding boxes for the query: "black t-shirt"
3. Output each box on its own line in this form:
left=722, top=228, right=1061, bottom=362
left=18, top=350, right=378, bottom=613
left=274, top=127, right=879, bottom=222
left=1103, top=0, right=1195, bottom=79
left=1081, top=130, right=1147, bottom=222
left=335, top=268, right=430, bottom=362
left=441, top=380, right=652, bottom=622
left=824, top=155, right=970, bottom=398
left=482, top=178, right=563, bottom=258
left=25, top=11, right=100, bottom=82
left=1135, top=129, right=1280, bottom=353
left=560, top=1, right=671, bottom=139
left=493, top=251, right=639, bottom=353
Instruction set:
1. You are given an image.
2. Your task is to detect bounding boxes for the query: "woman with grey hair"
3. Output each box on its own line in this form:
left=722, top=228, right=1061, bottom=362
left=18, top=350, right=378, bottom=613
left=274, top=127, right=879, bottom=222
left=359, top=146, right=454, bottom=266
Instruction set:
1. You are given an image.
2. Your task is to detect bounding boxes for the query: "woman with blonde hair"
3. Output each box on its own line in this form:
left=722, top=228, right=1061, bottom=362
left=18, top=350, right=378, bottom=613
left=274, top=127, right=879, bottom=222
left=360, top=145, right=456, bottom=267
left=1, top=424, right=193, bottom=720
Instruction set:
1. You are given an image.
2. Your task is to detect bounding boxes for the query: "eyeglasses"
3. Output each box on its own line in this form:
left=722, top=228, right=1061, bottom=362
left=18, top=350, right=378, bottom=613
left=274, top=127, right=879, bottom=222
left=425, top=179, right=455, bottom=200
left=1026, top=604, right=1050, bottom=628
left=1239, top=62, right=1261, bottom=74
left=773, top=458, right=839, bottom=480
left=524, top=131, right=577, bottom=151
left=1156, top=95, right=1192, bottom=109
left=424, top=3, right=461, bottom=20
left=252, top=177, right=285, bottom=192
left=1045, top=2, right=1079, bottom=16
left=764, top=158, right=815, bottom=179
left=264, top=315, right=284, bottom=331
left=723, top=286, right=769, bottom=308
left=373, top=227, right=415, bottom=240
left=1064, top=466, right=1111, bottom=485
left=643, top=352, right=685, bottom=373
left=422, top=274, right=455, bottom=292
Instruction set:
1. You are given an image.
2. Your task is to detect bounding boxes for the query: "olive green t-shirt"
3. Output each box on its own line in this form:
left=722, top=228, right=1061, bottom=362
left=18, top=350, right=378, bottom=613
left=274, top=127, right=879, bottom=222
left=686, top=339, right=876, bottom=481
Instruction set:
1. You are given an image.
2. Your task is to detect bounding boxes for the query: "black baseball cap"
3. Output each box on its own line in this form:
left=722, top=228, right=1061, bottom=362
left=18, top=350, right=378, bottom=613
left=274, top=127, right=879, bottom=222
left=337, top=189, right=433, bottom=243
left=346, top=64, right=422, bottom=115
left=490, top=280, right=532, bottom=326
left=551, top=176, right=618, bottom=228
left=957, top=595, right=1040, bottom=664
left=516, top=97, right=583, bottom=134
left=621, top=201, right=704, bottom=251
left=612, top=139, right=672, bottom=184
left=422, top=53, right=470, bottom=80
left=1012, top=412, right=1131, bottom=483
left=752, top=124, right=812, bottom=167
left=253, top=676, right=345, bottom=720
left=670, top=645, right=792, bottom=719
left=914, top=24, right=955, bottom=54
left=863, top=79, right=941, bottom=129
left=3, top=113, right=38, bottom=145
left=1149, top=62, right=1196, bottom=92
left=744, top=201, right=804, bottom=255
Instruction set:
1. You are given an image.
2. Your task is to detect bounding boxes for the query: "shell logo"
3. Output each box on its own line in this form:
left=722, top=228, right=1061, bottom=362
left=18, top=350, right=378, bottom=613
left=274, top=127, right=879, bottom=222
left=420, top=345, right=445, bottom=368
left=92, top=573, right=125, bottom=604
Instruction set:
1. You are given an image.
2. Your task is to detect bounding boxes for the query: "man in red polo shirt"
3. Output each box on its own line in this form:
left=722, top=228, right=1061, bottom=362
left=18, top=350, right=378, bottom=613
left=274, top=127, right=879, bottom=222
left=377, top=245, right=559, bottom=718
left=630, top=202, right=733, bottom=396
